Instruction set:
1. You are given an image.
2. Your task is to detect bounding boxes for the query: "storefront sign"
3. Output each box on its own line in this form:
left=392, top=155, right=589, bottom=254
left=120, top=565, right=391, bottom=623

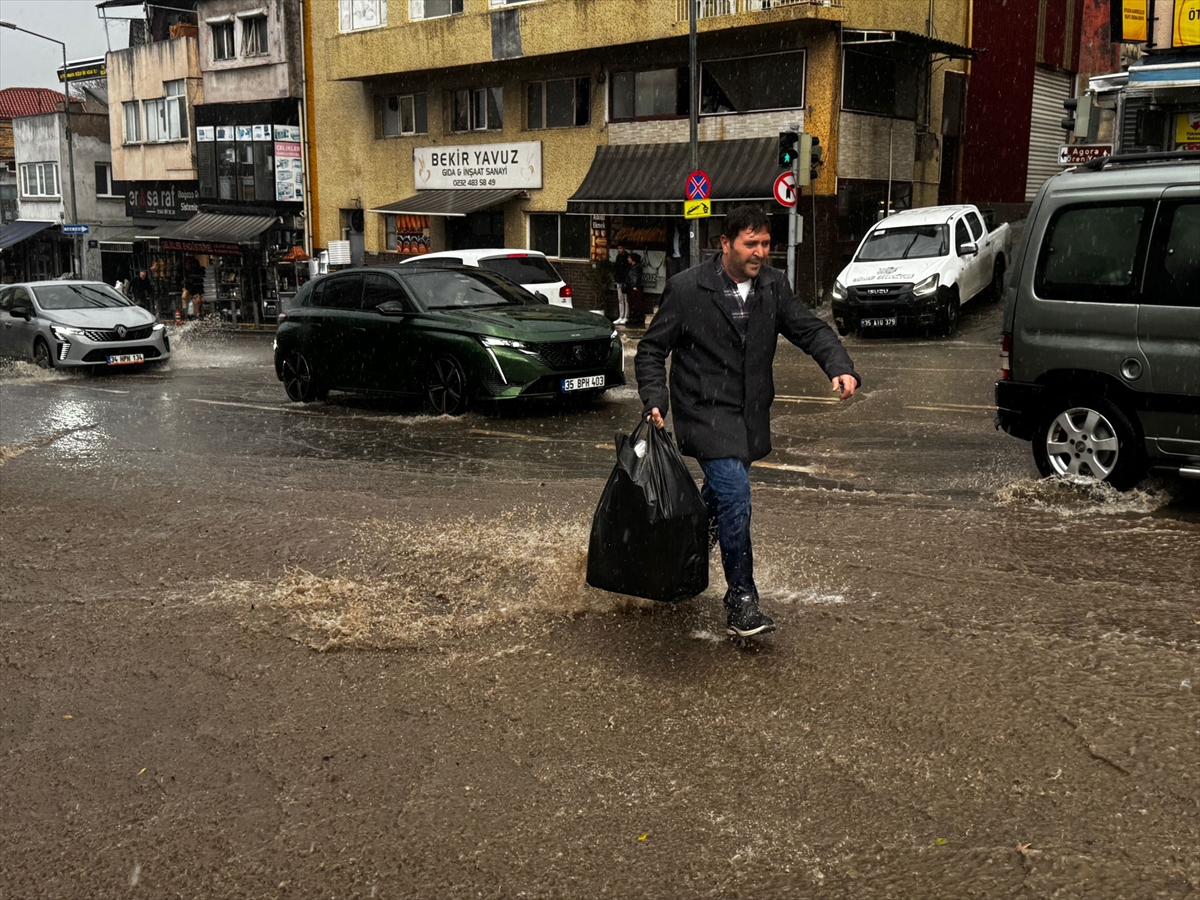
left=1176, top=111, right=1200, bottom=148
left=1111, top=0, right=1148, bottom=42
left=275, top=141, right=303, bottom=202
left=119, top=181, right=201, bottom=220
left=1058, top=143, right=1113, bottom=164
left=274, top=125, right=301, bottom=142
left=161, top=238, right=241, bottom=257
left=1175, top=0, right=1200, bottom=46
left=57, top=58, right=106, bottom=83
left=413, top=141, right=542, bottom=190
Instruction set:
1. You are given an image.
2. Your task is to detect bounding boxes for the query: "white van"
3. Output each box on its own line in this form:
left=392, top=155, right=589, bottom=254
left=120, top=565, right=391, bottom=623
left=401, top=249, right=573, bottom=307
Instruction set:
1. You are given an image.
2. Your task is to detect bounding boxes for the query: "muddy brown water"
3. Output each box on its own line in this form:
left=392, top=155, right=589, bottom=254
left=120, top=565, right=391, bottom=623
left=1, top=317, right=1197, bottom=899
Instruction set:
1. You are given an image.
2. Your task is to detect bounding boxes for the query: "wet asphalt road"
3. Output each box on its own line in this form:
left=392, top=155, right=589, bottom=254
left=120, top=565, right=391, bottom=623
left=1, top=302, right=1197, bottom=899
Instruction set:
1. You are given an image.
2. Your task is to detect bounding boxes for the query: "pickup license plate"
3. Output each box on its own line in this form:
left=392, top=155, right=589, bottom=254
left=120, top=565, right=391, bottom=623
left=107, top=353, right=144, bottom=366
left=861, top=317, right=897, bottom=328
left=562, top=375, right=605, bottom=392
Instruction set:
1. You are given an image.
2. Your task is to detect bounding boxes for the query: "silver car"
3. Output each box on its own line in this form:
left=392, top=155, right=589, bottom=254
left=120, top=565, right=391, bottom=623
left=0, top=281, right=170, bottom=369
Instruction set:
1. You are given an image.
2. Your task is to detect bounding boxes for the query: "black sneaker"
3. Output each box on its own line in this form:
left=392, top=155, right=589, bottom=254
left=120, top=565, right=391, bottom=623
left=726, top=600, right=776, bottom=638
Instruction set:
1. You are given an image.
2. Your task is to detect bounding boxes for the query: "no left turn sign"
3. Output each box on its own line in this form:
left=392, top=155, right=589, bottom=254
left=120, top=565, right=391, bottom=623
left=773, top=171, right=797, bottom=208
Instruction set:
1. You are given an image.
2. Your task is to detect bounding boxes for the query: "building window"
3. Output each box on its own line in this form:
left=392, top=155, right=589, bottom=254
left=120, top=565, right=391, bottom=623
left=382, top=93, right=428, bottom=136
left=211, top=21, right=235, bottom=59
left=529, top=213, right=589, bottom=259
left=488, top=0, right=538, bottom=6
left=452, top=87, right=502, bottom=132
left=20, top=162, right=60, bottom=198
left=339, top=0, right=387, bottom=31
left=842, top=49, right=920, bottom=119
left=123, top=100, right=141, bottom=143
left=837, top=179, right=914, bottom=244
left=409, top=0, right=462, bottom=20
left=610, top=68, right=689, bottom=121
left=241, top=15, right=268, bottom=56
left=700, top=50, right=805, bottom=114
left=144, top=80, right=188, bottom=142
left=527, top=77, right=589, bottom=129
left=95, top=163, right=117, bottom=197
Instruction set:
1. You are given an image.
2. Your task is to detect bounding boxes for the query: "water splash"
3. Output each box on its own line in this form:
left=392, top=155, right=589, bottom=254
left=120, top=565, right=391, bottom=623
left=994, top=477, right=1176, bottom=516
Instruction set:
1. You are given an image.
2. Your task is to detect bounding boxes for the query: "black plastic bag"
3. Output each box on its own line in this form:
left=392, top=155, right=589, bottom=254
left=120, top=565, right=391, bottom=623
left=586, top=419, right=709, bottom=602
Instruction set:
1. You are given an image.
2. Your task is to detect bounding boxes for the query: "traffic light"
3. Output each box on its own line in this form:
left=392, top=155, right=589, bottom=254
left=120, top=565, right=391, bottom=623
left=1061, top=94, right=1092, bottom=138
left=809, top=136, right=824, bottom=183
left=797, top=133, right=814, bottom=186
left=778, top=131, right=799, bottom=168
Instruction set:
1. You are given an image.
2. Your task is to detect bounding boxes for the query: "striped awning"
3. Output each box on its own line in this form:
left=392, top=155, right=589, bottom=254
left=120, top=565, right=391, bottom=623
left=367, top=188, right=524, bottom=217
left=566, top=138, right=777, bottom=217
left=153, top=212, right=278, bottom=243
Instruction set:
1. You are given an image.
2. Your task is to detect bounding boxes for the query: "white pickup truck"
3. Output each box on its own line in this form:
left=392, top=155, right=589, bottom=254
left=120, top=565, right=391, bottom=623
left=830, top=204, right=1012, bottom=336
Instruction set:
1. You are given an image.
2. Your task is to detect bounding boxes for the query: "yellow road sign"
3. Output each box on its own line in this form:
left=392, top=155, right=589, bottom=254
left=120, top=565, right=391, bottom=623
left=684, top=199, right=711, bottom=219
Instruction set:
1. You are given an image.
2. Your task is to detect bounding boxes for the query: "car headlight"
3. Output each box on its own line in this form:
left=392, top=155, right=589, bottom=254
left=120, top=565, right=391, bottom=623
left=50, top=324, right=85, bottom=339
left=913, top=274, right=940, bottom=297
left=152, top=323, right=164, bottom=332
left=611, top=330, right=619, bottom=340
left=480, top=336, right=527, bottom=350
left=832, top=279, right=847, bottom=301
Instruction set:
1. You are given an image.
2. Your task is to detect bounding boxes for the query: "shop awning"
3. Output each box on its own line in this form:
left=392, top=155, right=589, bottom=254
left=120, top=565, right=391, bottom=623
left=0, top=219, right=55, bottom=250
left=366, top=188, right=525, bottom=217
left=153, top=212, right=278, bottom=243
left=1127, top=59, right=1200, bottom=93
left=567, top=137, right=777, bottom=217
left=842, top=29, right=977, bottom=60
left=98, top=225, right=159, bottom=251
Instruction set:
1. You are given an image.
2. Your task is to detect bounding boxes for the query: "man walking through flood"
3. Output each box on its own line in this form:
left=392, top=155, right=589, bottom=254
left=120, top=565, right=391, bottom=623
left=635, top=205, right=860, bottom=638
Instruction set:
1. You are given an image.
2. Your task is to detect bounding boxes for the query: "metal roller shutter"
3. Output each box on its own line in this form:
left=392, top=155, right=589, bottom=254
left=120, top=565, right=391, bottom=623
left=1026, top=68, right=1073, bottom=201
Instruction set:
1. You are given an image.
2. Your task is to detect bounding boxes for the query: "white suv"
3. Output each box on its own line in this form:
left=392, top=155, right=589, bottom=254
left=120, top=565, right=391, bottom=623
left=401, top=249, right=573, bottom=307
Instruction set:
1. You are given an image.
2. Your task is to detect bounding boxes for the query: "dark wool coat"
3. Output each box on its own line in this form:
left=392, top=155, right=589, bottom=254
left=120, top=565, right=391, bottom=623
left=635, top=255, right=860, bottom=463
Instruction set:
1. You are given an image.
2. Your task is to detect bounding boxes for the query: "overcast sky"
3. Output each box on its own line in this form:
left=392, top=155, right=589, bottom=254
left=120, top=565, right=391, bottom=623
left=0, top=0, right=129, bottom=93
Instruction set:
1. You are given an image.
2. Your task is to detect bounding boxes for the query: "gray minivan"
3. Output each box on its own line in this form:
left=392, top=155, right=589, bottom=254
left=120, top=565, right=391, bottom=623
left=995, top=152, right=1200, bottom=489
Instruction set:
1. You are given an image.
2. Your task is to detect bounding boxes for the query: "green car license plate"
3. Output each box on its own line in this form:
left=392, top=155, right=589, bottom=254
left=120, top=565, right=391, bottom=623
left=107, top=353, right=145, bottom=365
left=562, top=375, right=605, bottom=392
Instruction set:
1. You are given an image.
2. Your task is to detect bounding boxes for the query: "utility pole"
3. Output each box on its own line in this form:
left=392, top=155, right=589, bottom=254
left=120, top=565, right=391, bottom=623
left=687, top=0, right=699, bottom=268
left=786, top=122, right=799, bottom=292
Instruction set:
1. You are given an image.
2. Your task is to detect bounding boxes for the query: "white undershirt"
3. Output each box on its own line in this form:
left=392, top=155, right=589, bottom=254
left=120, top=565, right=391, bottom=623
left=735, top=280, right=752, bottom=303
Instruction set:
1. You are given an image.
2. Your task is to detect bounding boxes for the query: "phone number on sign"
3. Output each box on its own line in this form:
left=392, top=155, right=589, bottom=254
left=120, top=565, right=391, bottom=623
left=450, top=178, right=498, bottom=187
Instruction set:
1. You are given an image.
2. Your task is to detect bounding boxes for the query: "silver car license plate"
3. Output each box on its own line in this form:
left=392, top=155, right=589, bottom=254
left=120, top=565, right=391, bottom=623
left=562, top=375, right=605, bottom=392
left=861, top=317, right=897, bottom=328
left=107, top=353, right=145, bottom=365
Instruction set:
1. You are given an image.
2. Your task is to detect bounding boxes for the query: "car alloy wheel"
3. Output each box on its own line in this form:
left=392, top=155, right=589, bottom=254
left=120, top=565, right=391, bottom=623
left=33, top=337, right=53, bottom=369
left=987, top=259, right=1005, bottom=302
left=1033, top=397, right=1145, bottom=489
left=936, top=289, right=960, bottom=336
left=426, top=354, right=469, bottom=416
left=282, top=350, right=320, bottom=402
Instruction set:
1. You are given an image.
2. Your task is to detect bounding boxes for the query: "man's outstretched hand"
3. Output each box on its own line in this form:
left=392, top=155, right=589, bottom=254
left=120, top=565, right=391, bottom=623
left=832, top=375, right=858, bottom=400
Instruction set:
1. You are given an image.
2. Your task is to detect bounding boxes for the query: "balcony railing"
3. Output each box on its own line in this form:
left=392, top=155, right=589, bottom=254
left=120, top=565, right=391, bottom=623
left=676, top=0, right=843, bottom=20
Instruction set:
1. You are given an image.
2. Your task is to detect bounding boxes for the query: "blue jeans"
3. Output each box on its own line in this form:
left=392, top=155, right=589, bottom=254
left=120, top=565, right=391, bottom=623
left=698, top=458, right=755, bottom=607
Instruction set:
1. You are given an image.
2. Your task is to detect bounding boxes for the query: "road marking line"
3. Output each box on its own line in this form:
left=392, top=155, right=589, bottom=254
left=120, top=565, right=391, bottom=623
left=44, top=382, right=128, bottom=394
left=774, top=395, right=841, bottom=404
left=905, top=404, right=995, bottom=414
left=755, top=460, right=858, bottom=477
left=190, top=398, right=311, bottom=413
left=468, top=428, right=552, bottom=442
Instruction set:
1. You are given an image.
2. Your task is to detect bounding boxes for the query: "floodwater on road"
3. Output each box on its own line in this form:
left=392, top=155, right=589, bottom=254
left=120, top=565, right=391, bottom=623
left=1, top=304, right=1197, bottom=899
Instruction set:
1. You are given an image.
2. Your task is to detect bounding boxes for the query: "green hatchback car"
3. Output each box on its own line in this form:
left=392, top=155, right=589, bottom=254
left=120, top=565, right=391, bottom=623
left=274, top=264, right=624, bottom=413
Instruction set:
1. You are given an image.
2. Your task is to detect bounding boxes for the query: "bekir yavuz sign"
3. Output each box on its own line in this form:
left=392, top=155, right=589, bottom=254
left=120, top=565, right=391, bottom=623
left=413, top=141, right=542, bottom=190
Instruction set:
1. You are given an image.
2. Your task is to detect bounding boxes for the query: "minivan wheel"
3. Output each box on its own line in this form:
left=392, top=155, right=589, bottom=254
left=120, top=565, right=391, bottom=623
left=1033, top=397, right=1146, bottom=490
left=425, top=354, right=469, bottom=416
left=281, top=350, right=321, bottom=402
left=32, top=337, right=54, bottom=369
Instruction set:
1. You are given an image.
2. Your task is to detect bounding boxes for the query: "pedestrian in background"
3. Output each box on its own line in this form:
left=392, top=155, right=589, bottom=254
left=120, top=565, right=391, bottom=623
left=626, top=252, right=644, bottom=328
left=635, top=205, right=861, bottom=638
left=613, top=244, right=630, bottom=325
left=128, top=270, right=152, bottom=312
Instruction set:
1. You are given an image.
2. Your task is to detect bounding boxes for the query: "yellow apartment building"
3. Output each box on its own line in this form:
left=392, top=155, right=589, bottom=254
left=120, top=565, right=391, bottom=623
left=306, top=0, right=972, bottom=309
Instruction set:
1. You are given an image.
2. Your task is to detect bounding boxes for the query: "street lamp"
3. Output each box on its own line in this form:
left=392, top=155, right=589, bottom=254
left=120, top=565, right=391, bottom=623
left=0, top=19, right=80, bottom=276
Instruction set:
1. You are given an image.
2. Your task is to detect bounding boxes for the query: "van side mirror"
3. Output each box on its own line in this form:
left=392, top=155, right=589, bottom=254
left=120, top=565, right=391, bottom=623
left=959, top=241, right=978, bottom=257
